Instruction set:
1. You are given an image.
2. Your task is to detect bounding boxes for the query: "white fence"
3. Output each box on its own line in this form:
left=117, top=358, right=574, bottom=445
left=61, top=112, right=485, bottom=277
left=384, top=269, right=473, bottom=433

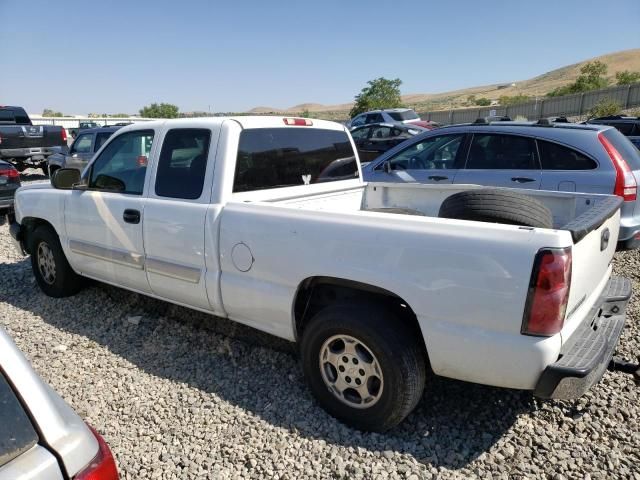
left=29, top=115, right=154, bottom=129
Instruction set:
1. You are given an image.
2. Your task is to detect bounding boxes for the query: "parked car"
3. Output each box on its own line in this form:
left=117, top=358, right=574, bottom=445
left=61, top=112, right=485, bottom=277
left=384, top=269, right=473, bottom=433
left=587, top=115, right=640, bottom=149
left=9, top=116, right=631, bottom=432
left=362, top=119, right=640, bottom=250
left=0, top=160, right=20, bottom=220
left=0, top=327, right=119, bottom=479
left=0, top=106, right=68, bottom=173
left=350, top=122, right=427, bottom=163
left=48, top=126, right=122, bottom=177
left=346, top=108, right=436, bottom=130
left=68, top=121, right=101, bottom=139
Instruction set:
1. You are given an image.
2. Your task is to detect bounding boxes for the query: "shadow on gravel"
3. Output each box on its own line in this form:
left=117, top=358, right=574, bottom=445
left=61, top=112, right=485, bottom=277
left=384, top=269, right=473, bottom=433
left=0, top=259, right=532, bottom=470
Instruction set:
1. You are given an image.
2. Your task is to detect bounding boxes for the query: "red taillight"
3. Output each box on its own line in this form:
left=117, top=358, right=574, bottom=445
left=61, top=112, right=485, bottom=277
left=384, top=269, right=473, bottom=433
left=61, top=128, right=68, bottom=142
left=74, top=426, right=119, bottom=480
left=521, top=248, right=572, bottom=336
left=283, top=118, right=313, bottom=126
left=0, top=168, right=19, bottom=179
left=599, top=132, right=636, bottom=201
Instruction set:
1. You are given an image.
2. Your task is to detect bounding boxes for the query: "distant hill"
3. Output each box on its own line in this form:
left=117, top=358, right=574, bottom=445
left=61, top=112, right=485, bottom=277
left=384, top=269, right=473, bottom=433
left=248, top=48, right=640, bottom=118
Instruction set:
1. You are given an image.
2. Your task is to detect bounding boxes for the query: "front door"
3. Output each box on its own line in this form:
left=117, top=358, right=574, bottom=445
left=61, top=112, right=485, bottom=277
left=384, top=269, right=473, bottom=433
left=64, top=128, right=156, bottom=293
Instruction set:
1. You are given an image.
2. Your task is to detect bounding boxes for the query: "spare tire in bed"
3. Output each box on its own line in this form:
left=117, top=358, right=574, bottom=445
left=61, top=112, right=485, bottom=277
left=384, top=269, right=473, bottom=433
left=438, top=188, right=553, bottom=228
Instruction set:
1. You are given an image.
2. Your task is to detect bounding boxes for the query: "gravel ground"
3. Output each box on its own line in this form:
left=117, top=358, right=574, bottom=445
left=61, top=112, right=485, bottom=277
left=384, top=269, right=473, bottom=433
left=0, top=171, right=639, bottom=479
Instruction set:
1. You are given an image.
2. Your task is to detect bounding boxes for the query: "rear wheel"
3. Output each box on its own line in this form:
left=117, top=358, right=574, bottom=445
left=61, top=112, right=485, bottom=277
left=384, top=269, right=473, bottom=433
left=29, top=226, right=82, bottom=297
left=301, top=302, right=426, bottom=432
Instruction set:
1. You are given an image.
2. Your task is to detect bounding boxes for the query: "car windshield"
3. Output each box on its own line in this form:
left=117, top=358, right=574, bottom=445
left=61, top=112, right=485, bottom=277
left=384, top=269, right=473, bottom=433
left=0, top=372, right=38, bottom=467
left=388, top=111, right=419, bottom=121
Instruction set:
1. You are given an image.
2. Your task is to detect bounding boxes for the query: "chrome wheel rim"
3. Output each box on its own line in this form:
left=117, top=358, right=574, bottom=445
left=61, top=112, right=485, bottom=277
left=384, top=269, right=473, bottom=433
left=37, top=242, right=56, bottom=285
left=319, top=334, right=384, bottom=409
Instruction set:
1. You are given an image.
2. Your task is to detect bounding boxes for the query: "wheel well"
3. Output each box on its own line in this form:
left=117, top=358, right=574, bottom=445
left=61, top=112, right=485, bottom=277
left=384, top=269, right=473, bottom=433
left=293, top=276, right=427, bottom=354
left=20, top=217, right=57, bottom=254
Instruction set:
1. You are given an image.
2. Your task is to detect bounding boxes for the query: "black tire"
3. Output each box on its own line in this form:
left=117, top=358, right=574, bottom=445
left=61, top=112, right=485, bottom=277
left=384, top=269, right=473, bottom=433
left=29, top=226, right=82, bottom=297
left=301, top=302, right=426, bottom=432
left=438, top=188, right=553, bottom=228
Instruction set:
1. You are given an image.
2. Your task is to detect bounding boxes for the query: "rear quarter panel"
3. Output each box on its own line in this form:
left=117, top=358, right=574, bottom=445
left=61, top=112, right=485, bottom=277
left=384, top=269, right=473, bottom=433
left=218, top=201, right=571, bottom=388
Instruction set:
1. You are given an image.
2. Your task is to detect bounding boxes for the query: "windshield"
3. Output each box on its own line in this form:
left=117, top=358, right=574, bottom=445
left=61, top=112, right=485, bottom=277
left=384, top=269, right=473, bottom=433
left=388, top=110, right=419, bottom=121
left=234, top=128, right=358, bottom=192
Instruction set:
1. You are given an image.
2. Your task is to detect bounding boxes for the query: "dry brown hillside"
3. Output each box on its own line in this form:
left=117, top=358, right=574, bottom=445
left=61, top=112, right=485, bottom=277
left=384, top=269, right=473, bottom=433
left=248, top=48, right=640, bottom=119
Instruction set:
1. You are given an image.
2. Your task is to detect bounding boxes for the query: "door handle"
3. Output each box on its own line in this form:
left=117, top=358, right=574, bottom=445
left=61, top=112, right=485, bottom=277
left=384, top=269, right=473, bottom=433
left=511, top=177, right=536, bottom=183
left=428, top=175, right=449, bottom=181
left=123, top=209, right=141, bottom=224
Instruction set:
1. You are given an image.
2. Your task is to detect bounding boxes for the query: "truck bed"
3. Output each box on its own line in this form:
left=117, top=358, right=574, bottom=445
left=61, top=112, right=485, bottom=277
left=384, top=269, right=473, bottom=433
left=221, top=181, right=620, bottom=388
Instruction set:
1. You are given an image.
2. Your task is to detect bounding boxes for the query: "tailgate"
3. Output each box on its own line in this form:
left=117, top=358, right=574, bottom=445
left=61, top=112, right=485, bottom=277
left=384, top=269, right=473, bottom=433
left=563, top=196, right=622, bottom=330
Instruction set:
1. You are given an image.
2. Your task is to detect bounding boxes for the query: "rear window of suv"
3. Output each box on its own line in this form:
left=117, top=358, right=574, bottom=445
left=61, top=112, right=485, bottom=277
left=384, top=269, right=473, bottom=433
left=0, top=372, right=38, bottom=467
left=388, top=111, right=419, bottom=121
left=602, top=128, right=640, bottom=170
left=234, top=128, right=358, bottom=192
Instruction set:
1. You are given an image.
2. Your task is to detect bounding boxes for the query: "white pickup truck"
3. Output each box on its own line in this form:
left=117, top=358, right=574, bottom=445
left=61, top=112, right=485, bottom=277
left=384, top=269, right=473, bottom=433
left=8, top=116, right=632, bottom=431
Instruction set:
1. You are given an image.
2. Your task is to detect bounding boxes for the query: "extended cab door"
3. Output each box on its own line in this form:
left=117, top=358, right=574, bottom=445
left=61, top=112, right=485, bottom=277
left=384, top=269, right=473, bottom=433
left=453, top=133, right=542, bottom=189
left=142, top=124, right=221, bottom=312
left=64, top=128, right=156, bottom=293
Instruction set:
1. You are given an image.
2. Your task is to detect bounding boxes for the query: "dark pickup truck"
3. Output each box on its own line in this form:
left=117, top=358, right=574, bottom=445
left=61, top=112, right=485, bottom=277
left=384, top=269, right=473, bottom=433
left=0, top=106, right=68, bottom=173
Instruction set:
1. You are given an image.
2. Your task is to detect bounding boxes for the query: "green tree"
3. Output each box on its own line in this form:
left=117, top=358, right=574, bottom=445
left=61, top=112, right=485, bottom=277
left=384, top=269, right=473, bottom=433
left=616, top=70, right=640, bottom=85
left=42, top=108, right=63, bottom=117
left=475, top=97, right=491, bottom=106
left=548, top=61, right=609, bottom=96
left=300, top=108, right=311, bottom=118
left=350, top=77, right=403, bottom=117
left=588, top=99, right=621, bottom=119
left=139, top=103, right=180, bottom=118
left=498, top=95, right=531, bottom=106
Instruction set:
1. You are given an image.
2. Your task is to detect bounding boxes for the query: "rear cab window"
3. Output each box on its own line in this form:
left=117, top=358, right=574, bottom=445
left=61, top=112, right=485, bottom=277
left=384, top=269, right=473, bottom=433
left=602, top=128, right=640, bottom=170
left=155, top=128, right=211, bottom=199
left=233, top=128, right=358, bottom=192
left=0, top=372, right=38, bottom=467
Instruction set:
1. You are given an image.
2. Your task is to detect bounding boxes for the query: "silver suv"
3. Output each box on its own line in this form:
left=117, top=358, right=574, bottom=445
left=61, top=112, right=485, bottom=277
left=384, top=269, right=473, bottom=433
left=346, top=108, right=424, bottom=129
left=362, top=120, right=640, bottom=249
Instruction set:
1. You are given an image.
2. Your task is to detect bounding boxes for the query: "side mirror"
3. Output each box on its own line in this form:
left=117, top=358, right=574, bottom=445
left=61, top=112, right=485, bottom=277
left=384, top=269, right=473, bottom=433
left=383, top=160, right=392, bottom=174
left=51, top=168, right=82, bottom=190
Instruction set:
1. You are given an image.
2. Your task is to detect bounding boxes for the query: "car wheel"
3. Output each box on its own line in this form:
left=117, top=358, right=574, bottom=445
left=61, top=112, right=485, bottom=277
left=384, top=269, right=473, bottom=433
left=29, top=226, right=82, bottom=297
left=438, top=188, right=553, bottom=228
left=301, top=301, right=426, bottom=432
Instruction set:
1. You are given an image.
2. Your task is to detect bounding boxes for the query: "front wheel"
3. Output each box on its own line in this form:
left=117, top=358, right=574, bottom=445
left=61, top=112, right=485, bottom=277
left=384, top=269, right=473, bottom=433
left=29, top=226, right=82, bottom=297
left=301, top=302, right=426, bottom=432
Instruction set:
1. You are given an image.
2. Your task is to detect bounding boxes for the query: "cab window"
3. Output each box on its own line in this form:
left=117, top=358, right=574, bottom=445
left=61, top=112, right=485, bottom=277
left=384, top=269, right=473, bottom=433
left=71, top=133, right=93, bottom=154
left=89, top=130, right=154, bottom=194
left=155, top=128, right=211, bottom=199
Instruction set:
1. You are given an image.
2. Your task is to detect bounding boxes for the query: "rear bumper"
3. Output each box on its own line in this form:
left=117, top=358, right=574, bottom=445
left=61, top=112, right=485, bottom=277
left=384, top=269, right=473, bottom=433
left=0, top=146, right=59, bottom=161
left=534, top=276, right=631, bottom=399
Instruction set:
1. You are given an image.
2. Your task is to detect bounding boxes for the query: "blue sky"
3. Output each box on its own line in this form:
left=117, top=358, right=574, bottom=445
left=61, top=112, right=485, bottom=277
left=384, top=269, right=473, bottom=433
left=1, top=0, right=639, bottom=115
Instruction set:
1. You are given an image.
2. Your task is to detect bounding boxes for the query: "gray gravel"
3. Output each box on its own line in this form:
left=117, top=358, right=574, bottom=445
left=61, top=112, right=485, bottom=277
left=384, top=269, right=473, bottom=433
left=0, top=171, right=639, bottom=479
